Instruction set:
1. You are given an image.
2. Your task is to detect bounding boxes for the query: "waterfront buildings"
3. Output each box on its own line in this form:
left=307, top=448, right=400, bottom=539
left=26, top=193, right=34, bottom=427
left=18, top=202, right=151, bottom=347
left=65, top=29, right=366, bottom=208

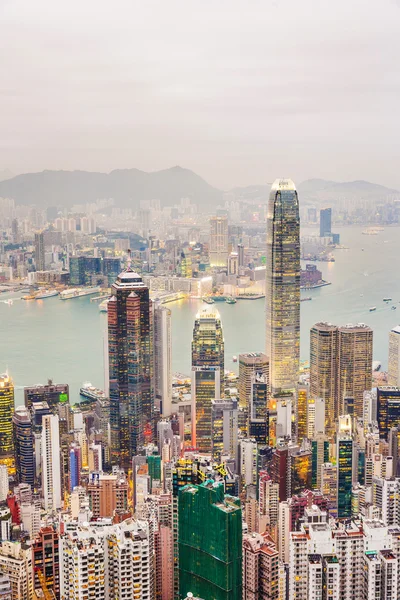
left=265, top=179, right=300, bottom=393
left=209, top=215, right=228, bottom=267
left=0, top=374, right=14, bottom=474
left=108, top=267, right=153, bottom=467
left=153, top=300, right=172, bottom=417
left=24, top=382, right=69, bottom=412
left=178, top=481, right=242, bottom=600
left=12, top=406, right=34, bottom=488
left=389, top=325, right=400, bottom=386
left=191, top=309, right=224, bottom=451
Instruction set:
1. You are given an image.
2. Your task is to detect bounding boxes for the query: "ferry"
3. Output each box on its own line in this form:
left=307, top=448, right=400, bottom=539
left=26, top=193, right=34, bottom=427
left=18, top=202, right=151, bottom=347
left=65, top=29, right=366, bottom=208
left=369, top=307, right=377, bottom=312
left=225, top=297, right=237, bottom=304
left=22, top=295, right=36, bottom=301
left=60, top=286, right=101, bottom=300
left=232, top=356, right=238, bottom=363
left=383, top=297, right=392, bottom=302
left=79, top=382, right=107, bottom=401
left=301, top=297, right=312, bottom=302
left=202, top=297, right=215, bottom=304
left=35, top=289, right=59, bottom=299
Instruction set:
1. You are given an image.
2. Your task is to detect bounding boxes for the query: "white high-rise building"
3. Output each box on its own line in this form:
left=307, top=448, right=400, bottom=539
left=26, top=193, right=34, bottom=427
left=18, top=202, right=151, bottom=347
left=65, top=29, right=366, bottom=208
left=41, top=414, right=62, bottom=511
left=389, top=326, right=400, bottom=386
left=153, top=300, right=172, bottom=416
left=0, top=466, right=8, bottom=502
left=59, top=519, right=152, bottom=600
left=209, top=215, right=228, bottom=267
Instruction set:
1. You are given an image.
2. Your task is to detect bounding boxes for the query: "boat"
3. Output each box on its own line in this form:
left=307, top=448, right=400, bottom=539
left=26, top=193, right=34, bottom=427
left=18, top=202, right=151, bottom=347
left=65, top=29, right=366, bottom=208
left=392, top=306, right=397, bottom=310
left=99, top=299, right=109, bottom=312
left=79, top=382, right=107, bottom=401
left=232, top=356, right=237, bottom=363
left=202, top=297, right=215, bottom=304
left=369, top=307, right=376, bottom=312
left=373, top=361, right=382, bottom=372
left=383, top=297, right=392, bottom=302
left=22, top=295, right=36, bottom=301
left=1, top=299, right=13, bottom=306
left=35, top=289, right=59, bottom=299
left=301, top=297, right=312, bottom=302
left=60, top=286, right=101, bottom=300
left=225, top=297, right=237, bottom=304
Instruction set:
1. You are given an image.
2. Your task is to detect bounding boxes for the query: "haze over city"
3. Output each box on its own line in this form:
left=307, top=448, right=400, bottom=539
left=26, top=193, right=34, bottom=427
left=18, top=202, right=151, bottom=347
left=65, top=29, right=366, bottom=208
left=2, top=0, right=400, bottom=189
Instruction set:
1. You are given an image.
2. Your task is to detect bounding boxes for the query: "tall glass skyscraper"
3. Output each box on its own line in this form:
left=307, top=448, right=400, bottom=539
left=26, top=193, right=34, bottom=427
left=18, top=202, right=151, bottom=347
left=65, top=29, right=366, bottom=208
left=0, top=374, right=15, bottom=474
left=108, top=267, right=153, bottom=467
left=266, top=179, right=300, bottom=393
left=191, top=309, right=224, bottom=452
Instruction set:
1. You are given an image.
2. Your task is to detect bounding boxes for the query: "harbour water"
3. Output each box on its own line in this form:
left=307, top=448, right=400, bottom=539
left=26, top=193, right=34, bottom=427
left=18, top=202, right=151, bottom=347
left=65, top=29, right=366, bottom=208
left=1, top=226, right=399, bottom=405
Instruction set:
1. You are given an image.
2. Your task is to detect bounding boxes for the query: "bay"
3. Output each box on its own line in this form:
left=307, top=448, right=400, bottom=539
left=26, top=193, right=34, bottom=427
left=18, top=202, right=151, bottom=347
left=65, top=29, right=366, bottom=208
left=0, top=226, right=398, bottom=405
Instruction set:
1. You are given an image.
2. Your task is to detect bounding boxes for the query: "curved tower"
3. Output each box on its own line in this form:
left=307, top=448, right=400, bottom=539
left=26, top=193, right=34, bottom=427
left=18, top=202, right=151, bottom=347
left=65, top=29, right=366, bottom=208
left=266, top=179, right=300, bottom=393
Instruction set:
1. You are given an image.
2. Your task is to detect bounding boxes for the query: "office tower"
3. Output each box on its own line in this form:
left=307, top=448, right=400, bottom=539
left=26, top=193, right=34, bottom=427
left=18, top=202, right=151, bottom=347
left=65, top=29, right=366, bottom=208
left=12, top=406, right=34, bottom=488
left=178, top=481, right=242, bottom=600
left=311, top=433, right=329, bottom=490
left=319, top=207, right=332, bottom=237
left=0, top=541, right=33, bottom=599
left=237, top=243, right=245, bottom=267
left=321, top=463, right=338, bottom=517
left=297, top=385, right=308, bottom=443
left=310, top=322, right=338, bottom=435
left=34, top=231, right=45, bottom=271
left=191, top=309, right=224, bottom=451
left=338, top=323, right=373, bottom=419
left=249, top=373, right=269, bottom=444
left=290, top=447, right=312, bottom=496
left=0, top=374, right=14, bottom=474
left=388, top=326, right=400, bottom=385
left=238, top=352, right=269, bottom=415
left=227, top=252, right=238, bottom=275
left=32, top=526, right=59, bottom=598
left=0, top=466, right=8, bottom=502
left=153, top=300, right=172, bottom=416
left=377, top=386, right=400, bottom=439
left=41, top=414, right=61, bottom=511
left=209, top=215, right=228, bottom=267
left=211, top=398, right=238, bottom=461
left=108, top=267, right=153, bottom=467
left=388, top=427, right=399, bottom=476
left=87, top=470, right=128, bottom=518
left=69, top=443, right=82, bottom=491
left=24, top=381, right=69, bottom=412
left=276, top=394, right=293, bottom=439
left=307, top=397, right=325, bottom=439
left=266, top=179, right=300, bottom=393
left=242, top=533, right=281, bottom=600
left=337, top=434, right=353, bottom=518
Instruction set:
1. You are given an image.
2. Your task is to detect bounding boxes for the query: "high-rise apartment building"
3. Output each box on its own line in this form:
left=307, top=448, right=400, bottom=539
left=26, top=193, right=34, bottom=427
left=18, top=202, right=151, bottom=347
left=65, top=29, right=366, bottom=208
left=153, top=300, right=172, bottom=417
left=310, top=322, right=338, bottom=434
left=41, top=414, right=62, bottom=512
left=87, top=470, right=129, bottom=518
left=178, top=481, right=242, bottom=600
left=34, top=231, right=45, bottom=271
left=242, top=532, right=281, bottom=600
left=266, top=179, right=300, bottom=393
left=32, top=526, right=59, bottom=598
left=191, top=309, right=224, bottom=451
left=338, top=323, right=373, bottom=419
left=320, top=207, right=332, bottom=237
left=108, top=267, right=153, bottom=466
left=209, top=215, right=228, bottom=267
left=0, top=541, right=33, bottom=600
left=12, top=406, right=34, bottom=488
left=0, top=374, right=14, bottom=474
left=388, top=326, right=400, bottom=386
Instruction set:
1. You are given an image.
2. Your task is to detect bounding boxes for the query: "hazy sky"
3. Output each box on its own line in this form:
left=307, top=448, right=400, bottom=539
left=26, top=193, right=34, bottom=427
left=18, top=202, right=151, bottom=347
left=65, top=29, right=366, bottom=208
left=1, top=0, right=400, bottom=189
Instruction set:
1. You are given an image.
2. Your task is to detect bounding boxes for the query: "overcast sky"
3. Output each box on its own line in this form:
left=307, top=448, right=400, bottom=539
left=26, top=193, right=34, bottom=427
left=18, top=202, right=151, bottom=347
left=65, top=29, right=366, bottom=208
left=1, top=0, right=400, bottom=189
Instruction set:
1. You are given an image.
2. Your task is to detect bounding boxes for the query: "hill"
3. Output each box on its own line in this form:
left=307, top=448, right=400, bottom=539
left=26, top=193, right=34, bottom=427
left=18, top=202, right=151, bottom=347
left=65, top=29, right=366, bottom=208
left=0, top=166, right=222, bottom=210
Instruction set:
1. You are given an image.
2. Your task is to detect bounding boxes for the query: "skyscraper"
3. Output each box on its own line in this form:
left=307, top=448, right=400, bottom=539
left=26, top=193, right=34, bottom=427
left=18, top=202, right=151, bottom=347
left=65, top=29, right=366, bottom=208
left=12, top=406, right=34, bottom=488
left=209, top=215, right=228, bottom=267
left=41, top=414, right=61, bottom=512
left=34, top=231, right=45, bottom=271
left=0, top=374, right=14, bottom=474
left=338, top=323, right=373, bottom=419
left=310, top=322, right=338, bottom=435
left=266, top=179, right=300, bottom=393
left=153, top=300, right=172, bottom=417
left=191, top=309, right=224, bottom=451
left=337, top=433, right=353, bottom=518
left=108, top=266, right=153, bottom=467
left=178, top=481, right=242, bottom=600
left=377, top=386, right=400, bottom=440
left=238, top=353, right=269, bottom=412
left=319, top=208, right=332, bottom=237
left=388, top=326, right=400, bottom=386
